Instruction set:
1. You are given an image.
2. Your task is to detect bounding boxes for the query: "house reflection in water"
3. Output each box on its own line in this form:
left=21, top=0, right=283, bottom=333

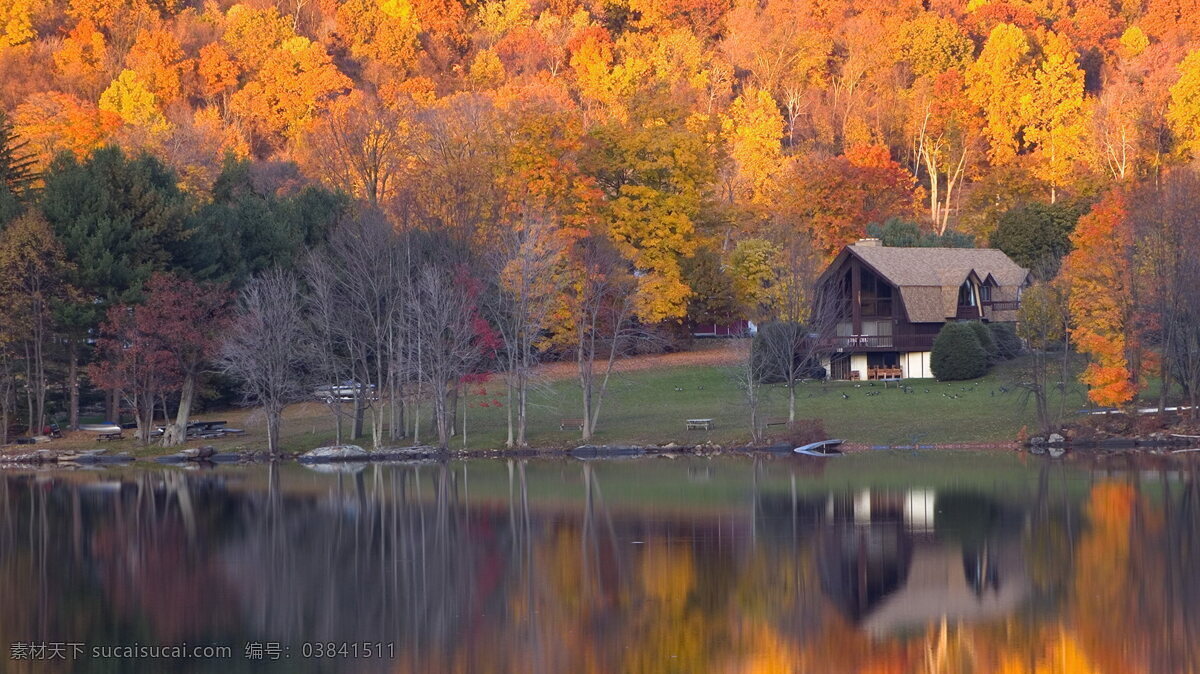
left=765, top=487, right=1028, bottom=638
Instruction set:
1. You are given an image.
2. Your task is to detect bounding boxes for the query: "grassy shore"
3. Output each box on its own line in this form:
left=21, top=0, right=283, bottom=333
left=12, top=340, right=1101, bottom=456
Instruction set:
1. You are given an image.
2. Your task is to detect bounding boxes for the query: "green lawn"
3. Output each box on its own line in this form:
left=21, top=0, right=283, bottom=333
left=447, top=355, right=1092, bottom=448
left=33, top=349, right=1098, bottom=455
left=286, top=351, right=1092, bottom=450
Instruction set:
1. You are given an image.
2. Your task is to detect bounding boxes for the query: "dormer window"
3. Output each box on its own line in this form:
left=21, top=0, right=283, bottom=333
left=958, top=281, right=976, bottom=307
left=981, top=284, right=993, bottom=302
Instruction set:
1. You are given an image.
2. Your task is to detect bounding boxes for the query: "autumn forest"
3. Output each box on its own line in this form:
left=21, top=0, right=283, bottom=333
left=3, top=0, right=1200, bottom=448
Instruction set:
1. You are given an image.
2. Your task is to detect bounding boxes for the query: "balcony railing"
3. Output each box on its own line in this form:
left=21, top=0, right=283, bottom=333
left=983, top=300, right=1020, bottom=312
left=820, top=334, right=936, bottom=351
left=956, top=304, right=981, bottom=319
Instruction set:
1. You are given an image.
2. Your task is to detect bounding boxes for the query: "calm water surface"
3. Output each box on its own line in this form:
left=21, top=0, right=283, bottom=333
left=1, top=451, right=1198, bottom=673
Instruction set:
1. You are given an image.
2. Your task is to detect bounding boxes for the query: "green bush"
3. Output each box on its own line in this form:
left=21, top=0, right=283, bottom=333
left=989, top=201, right=1083, bottom=275
left=988, top=322, right=1022, bottom=360
left=931, top=322, right=990, bottom=380
left=966, top=321, right=997, bottom=363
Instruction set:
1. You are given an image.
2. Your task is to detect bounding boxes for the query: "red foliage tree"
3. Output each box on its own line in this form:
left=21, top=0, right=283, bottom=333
left=88, top=273, right=230, bottom=445
left=89, top=304, right=181, bottom=443
left=785, top=144, right=918, bottom=259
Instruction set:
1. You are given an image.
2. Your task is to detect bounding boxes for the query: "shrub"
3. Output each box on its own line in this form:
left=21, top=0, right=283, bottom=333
left=770, top=418, right=827, bottom=447
left=931, top=322, right=989, bottom=380
left=966, top=321, right=997, bottom=362
left=988, top=322, right=1022, bottom=359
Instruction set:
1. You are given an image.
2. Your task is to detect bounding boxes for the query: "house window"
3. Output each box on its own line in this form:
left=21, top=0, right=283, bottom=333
left=981, top=284, right=993, bottom=302
left=958, top=281, right=976, bottom=307
left=861, top=270, right=893, bottom=316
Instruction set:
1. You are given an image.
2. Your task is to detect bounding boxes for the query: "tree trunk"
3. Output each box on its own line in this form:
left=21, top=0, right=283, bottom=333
left=516, top=377, right=528, bottom=448
left=505, top=378, right=515, bottom=448
left=163, top=373, right=197, bottom=446
left=23, top=340, right=33, bottom=436
left=105, top=389, right=116, bottom=425
left=352, top=391, right=365, bottom=439
left=136, top=390, right=156, bottom=444
left=266, top=403, right=282, bottom=455
left=788, top=382, right=796, bottom=423
left=433, top=384, right=450, bottom=447
left=33, top=316, right=47, bottom=435
left=68, top=343, right=80, bottom=430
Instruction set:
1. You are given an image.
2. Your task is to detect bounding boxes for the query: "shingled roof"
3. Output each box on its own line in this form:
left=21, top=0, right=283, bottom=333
left=821, top=242, right=1030, bottom=323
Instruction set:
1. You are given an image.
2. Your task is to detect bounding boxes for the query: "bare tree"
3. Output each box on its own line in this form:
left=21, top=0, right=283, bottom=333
left=486, top=212, right=568, bottom=447
left=755, top=291, right=840, bottom=423
left=413, top=265, right=488, bottom=448
left=303, top=211, right=411, bottom=449
left=731, top=337, right=771, bottom=444
left=219, top=270, right=308, bottom=455
left=0, top=347, right=14, bottom=445
left=567, top=237, right=638, bottom=441
left=303, top=253, right=359, bottom=446
left=1017, top=281, right=1071, bottom=433
left=1131, top=170, right=1200, bottom=418
left=752, top=232, right=837, bottom=422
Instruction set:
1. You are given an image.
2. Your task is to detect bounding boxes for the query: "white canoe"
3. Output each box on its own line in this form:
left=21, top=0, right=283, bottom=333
left=794, top=439, right=845, bottom=456
left=79, top=424, right=123, bottom=433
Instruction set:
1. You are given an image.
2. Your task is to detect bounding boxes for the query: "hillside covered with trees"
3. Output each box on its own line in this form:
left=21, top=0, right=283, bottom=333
left=3, top=0, right=1200, bottom=447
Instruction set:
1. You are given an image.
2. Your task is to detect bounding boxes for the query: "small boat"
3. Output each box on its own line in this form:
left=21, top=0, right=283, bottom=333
left=79, top=424, right=123, bottom=434
left=794, top=439, right=845, bottom=456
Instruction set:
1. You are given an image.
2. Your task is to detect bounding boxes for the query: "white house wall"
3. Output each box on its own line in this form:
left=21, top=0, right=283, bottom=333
left=901, top=351, right=932, bottom=379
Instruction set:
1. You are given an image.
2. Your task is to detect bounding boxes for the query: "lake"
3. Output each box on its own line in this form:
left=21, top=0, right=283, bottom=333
left=1, top=451, right=1197, bottom=673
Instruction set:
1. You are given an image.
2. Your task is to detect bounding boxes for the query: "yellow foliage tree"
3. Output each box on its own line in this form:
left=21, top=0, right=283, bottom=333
left=221, top=4, right=294, bottom=72
left=1118, top=25, right=1148, bottom=58
left=1022, top=32, right=1086, bottom=202
left=722, top=87, right=783, bottom=207
left=336, top=0, right=422, bottom=73
left=967, top=23, right=1033, bottom=164
left=0, top=0, right=37, bottom=48
left=99, top=69, right=170, bottom=132
left=469, top=48, right=507, bottom=90
left=1167, top=49, right=1200, bottom=160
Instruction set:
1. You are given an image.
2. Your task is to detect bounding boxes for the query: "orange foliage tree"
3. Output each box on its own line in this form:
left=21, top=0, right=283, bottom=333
left=12, top=92, right=121, bottom=168
left=1063, top=191, right=1140, bottom=407
left=229, top=37, right=351, bottom=154
left=785, top=144, right=918, bottom=259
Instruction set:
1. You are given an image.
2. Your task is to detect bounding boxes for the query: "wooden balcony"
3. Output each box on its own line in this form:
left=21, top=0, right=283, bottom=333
left=955, top=304, right=982, bottom=319
left=821, top=334, right=936, bottom=351
left=983, top=300, right=1020, bottom=312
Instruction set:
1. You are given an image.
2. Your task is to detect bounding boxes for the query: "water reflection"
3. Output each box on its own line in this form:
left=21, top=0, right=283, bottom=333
left=0, top=454, right=1197, bottom=673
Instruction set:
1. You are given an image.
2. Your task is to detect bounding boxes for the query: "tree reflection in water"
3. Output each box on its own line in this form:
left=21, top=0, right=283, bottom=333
left=0, top=455, right=1197, bottom=673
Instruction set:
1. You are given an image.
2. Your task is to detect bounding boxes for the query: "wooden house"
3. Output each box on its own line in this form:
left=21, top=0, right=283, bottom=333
left=816, top=239, right=1029, bottom=380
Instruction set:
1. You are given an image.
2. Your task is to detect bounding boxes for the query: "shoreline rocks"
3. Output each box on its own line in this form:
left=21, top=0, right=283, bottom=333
left=298, top=445, right=444, bottom=463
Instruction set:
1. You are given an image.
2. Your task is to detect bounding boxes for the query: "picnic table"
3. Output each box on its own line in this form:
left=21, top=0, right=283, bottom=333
left=686, top=418, right=714, bottom=430
left=560, top=418, right=584, bottom=431
left=96, top=432, right=123, bottom=442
